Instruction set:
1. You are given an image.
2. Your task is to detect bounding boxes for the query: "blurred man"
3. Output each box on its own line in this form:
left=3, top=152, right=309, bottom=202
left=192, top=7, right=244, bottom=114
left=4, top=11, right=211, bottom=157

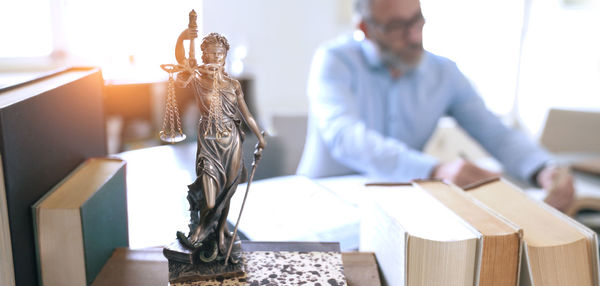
left=297, top=0, right=574, bottom=211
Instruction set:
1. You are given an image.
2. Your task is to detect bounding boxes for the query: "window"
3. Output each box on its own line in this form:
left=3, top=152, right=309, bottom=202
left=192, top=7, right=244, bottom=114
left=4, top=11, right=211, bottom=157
left=1, top=0, right=201, bottom=80
left=422, top=0, right=600, bottom=136
left=0, top=0, right=53, bottom=58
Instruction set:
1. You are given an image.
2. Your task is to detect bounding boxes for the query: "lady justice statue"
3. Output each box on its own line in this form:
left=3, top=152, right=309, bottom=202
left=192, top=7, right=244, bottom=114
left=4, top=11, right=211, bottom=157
left=160, top=10, right=266, bottom=281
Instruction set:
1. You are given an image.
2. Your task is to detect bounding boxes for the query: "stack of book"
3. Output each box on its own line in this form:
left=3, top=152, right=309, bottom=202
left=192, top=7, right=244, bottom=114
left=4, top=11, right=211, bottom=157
left=0, top=67, right=128, bottom=286
left=466, top=178, right=599, bottom=286
left=360, top=178, right=599, bottom=286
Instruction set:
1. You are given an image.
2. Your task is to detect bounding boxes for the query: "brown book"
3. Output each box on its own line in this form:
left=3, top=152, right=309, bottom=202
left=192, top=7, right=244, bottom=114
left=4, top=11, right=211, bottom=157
left=414, top=180, right=522, bottom=286
left=465, top=178, right=599, bottom=286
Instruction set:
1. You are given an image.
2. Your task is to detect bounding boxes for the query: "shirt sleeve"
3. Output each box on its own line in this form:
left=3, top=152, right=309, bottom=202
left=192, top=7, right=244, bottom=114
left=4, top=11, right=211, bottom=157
left=447, top=64, right=551, bottom=183
left=307, top=48, right=438, bottom=181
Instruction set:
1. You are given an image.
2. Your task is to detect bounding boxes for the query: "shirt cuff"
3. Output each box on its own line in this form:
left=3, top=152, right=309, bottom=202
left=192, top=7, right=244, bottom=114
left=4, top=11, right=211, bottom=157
left=392, top=153, right=439, bottom=182
left=519, top=151, right=553, bottom=186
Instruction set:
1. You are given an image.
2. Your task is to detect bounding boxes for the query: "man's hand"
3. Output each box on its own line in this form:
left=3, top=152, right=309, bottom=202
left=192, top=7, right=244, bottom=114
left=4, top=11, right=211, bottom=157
left=431, top=159, right=500, bottom=188
left=537, top=166, right=575, bottom=212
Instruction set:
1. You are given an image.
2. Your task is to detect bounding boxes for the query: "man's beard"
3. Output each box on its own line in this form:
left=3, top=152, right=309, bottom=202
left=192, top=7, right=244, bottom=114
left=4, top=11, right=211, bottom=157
left=378, top=42, right=424, bottom=74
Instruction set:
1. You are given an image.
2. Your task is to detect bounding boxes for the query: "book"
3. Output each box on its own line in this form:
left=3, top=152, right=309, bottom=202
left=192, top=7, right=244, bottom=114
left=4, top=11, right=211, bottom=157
left=0, top=67, right=107, bottom=286
left=32, top=158, right=128, bottom=286
left=413, top=180, right=522, bottom=286
left=540, top=108, right=600, bottom=154
left=0, top=153, right=15, bottom=286
left=572, top=157, right=600, bottom=176
left=360, top=183, right=481, bottom=286
left=465, top=178, right=599, bottom=286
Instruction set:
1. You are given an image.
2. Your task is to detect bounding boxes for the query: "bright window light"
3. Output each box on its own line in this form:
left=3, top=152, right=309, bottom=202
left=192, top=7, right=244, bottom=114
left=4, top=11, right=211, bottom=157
left=421, top=0, right=525, bottom=116
left=0, top=0, right=53, bottom=58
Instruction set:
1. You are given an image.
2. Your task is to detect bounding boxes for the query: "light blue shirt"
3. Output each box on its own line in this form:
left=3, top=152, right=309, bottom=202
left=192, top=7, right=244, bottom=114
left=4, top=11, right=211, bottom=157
left=297, top=34, right=551, bottom=183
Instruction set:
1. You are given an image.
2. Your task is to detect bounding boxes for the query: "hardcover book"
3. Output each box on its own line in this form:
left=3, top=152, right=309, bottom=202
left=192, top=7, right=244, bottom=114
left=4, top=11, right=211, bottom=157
left=360, top=183, right=481, bottom=286
left=465, top=178, right=599, bottom=286
left=0, top=67, right=107, bottom=286
left=32, top=158, right=128, bottom=286
left=414, top=180, right=522, bottom=286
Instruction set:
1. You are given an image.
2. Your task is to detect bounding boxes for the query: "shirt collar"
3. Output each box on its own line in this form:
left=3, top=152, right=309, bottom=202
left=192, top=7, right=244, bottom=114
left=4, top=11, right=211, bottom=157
left=360, top=38, right=428, bottom=76
left=360, top=38, right=385, bottom=70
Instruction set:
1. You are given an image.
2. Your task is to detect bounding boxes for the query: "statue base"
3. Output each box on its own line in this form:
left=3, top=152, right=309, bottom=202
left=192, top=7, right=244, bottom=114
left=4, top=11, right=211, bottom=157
left=163, top=236, right=244, bottom=283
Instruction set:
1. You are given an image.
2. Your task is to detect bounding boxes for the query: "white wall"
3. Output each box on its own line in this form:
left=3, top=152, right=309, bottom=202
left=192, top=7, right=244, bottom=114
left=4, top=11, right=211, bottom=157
left=202, top=0, right=600, bottom=137
left=202, top=0, right=354, bottom=127
left=517, top=0, right=600, bottom=137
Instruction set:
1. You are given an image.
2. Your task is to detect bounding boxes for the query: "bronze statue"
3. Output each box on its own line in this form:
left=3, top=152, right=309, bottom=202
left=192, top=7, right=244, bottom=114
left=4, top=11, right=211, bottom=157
left=160, top=10, right=266, bottom=282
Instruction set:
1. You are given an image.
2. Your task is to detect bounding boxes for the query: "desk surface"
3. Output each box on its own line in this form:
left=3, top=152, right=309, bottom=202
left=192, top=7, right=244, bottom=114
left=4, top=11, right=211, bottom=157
left=92, top=248, right=381, bottom=286
left=115, top=145, right=362, bottom=251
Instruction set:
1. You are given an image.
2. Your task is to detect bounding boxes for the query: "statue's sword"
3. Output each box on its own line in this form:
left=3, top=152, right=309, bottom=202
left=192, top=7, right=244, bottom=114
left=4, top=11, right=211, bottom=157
left=224, top=143, right=263, bottom=265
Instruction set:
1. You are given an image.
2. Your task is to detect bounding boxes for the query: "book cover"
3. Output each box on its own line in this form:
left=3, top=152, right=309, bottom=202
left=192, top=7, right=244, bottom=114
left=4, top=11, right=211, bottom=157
left=32, top=157, right=128, bottom=286
left=0, top=67, right=107, bottom=286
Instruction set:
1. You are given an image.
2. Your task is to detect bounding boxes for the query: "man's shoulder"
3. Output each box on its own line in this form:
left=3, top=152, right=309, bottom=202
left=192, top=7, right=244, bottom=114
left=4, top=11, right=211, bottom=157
left=318, top=33, right=362, bottom=57
left=420, top=51, right=463, bottom=77
left=423, top=51, right=457, bottom=69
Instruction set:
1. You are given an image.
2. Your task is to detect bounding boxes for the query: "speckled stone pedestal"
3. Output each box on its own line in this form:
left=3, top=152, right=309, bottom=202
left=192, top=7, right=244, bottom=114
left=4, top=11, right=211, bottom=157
left=171, top=242, right=347, bottom=286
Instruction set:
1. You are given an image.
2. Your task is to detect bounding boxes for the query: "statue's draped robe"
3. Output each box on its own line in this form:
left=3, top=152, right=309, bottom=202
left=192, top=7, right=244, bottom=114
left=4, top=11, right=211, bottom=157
left=187, top=77, right=245, bottom=241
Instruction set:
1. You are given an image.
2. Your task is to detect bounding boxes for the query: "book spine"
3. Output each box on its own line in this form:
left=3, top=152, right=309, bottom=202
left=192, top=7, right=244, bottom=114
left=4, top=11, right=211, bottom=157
left=0, top=152, right=15, bottom=286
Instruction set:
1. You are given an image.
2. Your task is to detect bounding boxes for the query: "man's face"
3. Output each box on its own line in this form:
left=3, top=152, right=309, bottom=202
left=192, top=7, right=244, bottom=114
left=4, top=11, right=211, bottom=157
left=203, top=45, right=226, bottom=66
left=363, top=0, right=425, bottom=69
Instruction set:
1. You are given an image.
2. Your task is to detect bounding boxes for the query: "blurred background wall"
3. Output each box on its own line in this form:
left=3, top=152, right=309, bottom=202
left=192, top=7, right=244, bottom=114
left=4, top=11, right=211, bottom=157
left=1, top=0, right=599, bottom=155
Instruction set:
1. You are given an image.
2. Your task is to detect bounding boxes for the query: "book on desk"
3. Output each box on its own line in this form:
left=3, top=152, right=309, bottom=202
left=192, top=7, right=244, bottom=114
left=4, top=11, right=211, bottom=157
left=0, top=67, right=107, bottom=286
left=360, top=179, right=599, bottom=286
left=360, top=182, right=485, bottom=286
left=32, top=158, right=128, bottom=286
left=466, top=178, right=599, bottom=286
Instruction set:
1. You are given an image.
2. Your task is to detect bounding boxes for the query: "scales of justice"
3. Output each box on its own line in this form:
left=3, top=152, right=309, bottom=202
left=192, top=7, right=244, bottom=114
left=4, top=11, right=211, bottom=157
left=159, top=10, right=267, bottom=283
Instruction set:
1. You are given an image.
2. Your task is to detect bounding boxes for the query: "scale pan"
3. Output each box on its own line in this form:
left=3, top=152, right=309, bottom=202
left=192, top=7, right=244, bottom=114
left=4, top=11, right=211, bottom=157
left=160, top=132, right=187, bottom=144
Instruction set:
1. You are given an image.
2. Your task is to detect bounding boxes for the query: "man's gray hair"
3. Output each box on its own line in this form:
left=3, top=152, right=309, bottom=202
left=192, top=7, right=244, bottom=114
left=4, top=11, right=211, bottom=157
left=355, top=0, right=373, bottom=20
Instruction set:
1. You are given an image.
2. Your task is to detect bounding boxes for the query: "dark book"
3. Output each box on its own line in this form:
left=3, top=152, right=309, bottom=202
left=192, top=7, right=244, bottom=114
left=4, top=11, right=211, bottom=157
left=0, top=67, right=107, bottom=286
left=32, top=158, right=128, bottom=286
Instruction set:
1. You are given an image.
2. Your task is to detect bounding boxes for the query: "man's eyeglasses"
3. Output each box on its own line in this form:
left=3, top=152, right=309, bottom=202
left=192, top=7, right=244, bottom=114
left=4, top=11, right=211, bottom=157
left=367, top=11, right=425, bottom=37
